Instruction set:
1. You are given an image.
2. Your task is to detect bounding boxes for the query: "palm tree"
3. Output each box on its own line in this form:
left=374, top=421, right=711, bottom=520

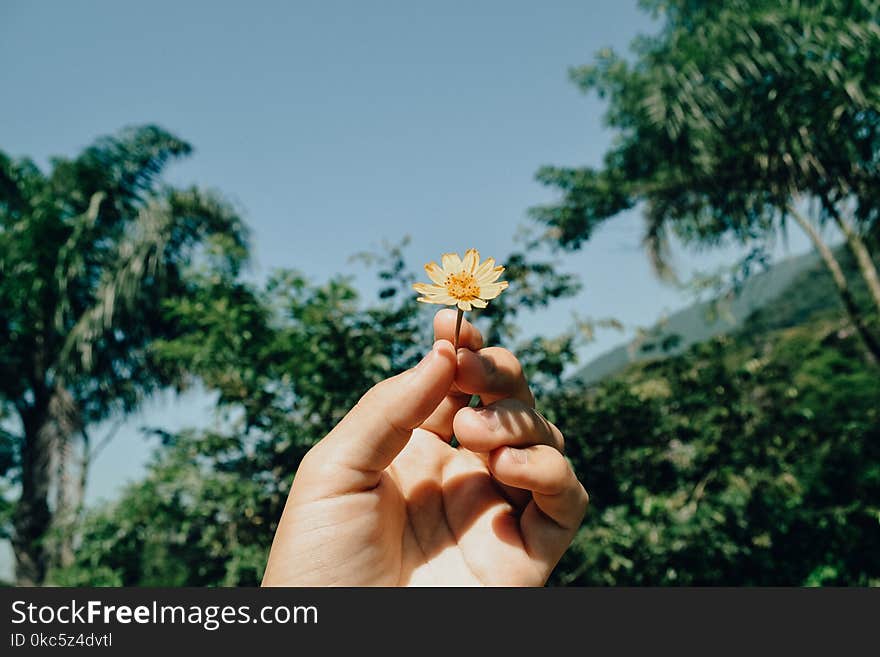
left=0, top=125, right=249, bottom=585
left=532, top=0, right=880, bottom=362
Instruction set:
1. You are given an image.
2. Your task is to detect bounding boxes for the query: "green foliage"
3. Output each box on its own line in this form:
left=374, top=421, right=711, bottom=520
left=0, top=125, right=249, bottom=583
left=52, top=429, right=278, bottom=587
left=547, top=312, right=880, bottom=585
left=532, top=0, right=880, bottom=266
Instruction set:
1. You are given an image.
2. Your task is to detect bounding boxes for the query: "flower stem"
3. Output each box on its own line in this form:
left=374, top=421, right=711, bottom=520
left=453, top=308, right=464, bottom=351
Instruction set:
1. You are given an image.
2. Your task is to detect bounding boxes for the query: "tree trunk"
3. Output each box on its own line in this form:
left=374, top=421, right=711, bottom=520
left=833, top=212, right=880, bottom=314
left=789, top=206, right=880, bottom=364
left=53, top=432, right=76, bottom=570
left=12, top=409, right=54, bottom=586
left=73, top=429, right=92, bottom=534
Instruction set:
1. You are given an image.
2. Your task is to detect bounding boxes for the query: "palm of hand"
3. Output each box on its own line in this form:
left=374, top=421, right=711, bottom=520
left=369, top=428, right=543, bottom=586
left=279, top=428, right=543, bottom=587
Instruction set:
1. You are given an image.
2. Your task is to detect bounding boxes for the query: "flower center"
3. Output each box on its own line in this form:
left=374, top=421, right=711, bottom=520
left=445, top=271, right=480, bottom=300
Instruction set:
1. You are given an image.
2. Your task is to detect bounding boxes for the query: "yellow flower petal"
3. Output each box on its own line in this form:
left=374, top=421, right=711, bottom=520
left=478, top=281, right=508, bottom=300
left=470, top=298, right=487, bottom=308
left=476, top=265, right=505, bottom=285
left=418, top=296, right=452, bottom=305
left=424, top=262, right=446, bottom=285
left=457, top=299, right=472, bottom=311
left=474, top=257, right=495, bottom=279
left=441, top=252, right=463, bottom=274
left=413, top=282, right=446, bottom=296
left=462, top=248, right=479, bottom=273
left=427, top=291, right=458, bottom=303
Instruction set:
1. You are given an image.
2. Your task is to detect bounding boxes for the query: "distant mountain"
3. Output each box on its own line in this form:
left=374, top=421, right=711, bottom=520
left=569, top=248, right=847, bottom=386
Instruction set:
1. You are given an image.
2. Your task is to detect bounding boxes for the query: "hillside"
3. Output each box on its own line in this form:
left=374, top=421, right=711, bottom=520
left=570, top=246, right=872, bottom=386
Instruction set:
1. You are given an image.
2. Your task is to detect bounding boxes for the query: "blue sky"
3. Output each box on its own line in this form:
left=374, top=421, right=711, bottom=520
left=1, top=0, right=813, bottom=576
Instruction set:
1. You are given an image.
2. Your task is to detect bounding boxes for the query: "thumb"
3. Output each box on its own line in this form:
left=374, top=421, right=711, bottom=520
left=321, top=339, right=456, bottom=480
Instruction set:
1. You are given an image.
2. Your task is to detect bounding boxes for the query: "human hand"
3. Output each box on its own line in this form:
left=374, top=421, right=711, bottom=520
left=262, top=309, right=588, bottom=586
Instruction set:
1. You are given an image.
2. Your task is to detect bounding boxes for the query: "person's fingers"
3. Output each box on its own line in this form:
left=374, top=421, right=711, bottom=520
left=420, top=391, right=473, bottom=442
left=433, top=308, right=483, bottom=351
left=488, top=446, right=584, bottom=515
left=452, top=399, right=564, bottom=453
left=488, top=445, right=589, bottom=574
left=420, top=309, right=483, bottom=440
left=311, top=340, right=456, bottom=492
left=455, top=347, right=534, bottom=406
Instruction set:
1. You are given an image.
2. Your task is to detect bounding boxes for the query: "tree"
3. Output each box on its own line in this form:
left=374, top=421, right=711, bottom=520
left=546, top=306, right=880, bottom=585
left=531, top=0, right=880, bottom=361
left=0, top=125, right=248, bottom=584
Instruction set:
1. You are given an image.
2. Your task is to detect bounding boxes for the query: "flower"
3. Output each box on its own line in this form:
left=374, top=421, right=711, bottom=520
left=413, top=249, right=508, bottom=311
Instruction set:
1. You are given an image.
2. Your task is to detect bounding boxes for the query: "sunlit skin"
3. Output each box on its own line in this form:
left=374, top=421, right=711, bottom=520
left=263, top=309, right=589, bottom=586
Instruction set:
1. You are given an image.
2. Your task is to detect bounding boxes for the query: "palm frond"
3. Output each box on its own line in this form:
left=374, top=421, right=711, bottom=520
left=76, top=125, right=192, bottom=199
left=53, top=191, right=106, bottom=334
left=59, top=187, right=249, bottom=373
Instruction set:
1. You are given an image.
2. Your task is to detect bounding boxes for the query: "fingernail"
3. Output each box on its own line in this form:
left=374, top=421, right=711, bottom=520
left=506, top=447, right=528, bottom=465
left=474, top=406, right=499, bottom=431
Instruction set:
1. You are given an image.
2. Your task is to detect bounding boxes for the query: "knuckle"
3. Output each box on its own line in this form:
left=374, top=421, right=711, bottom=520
left=553, top=453, right=572, bottom=483
left=297, top=445, right=318, bottom=472
left=554, top=426, right=565, bottom=452
left=507, top=355, right=525, bottom=381
left=484, top=346, right=520, bottom=377
left=355, top=384, right=379, bottom=408
left=368, top=376, right=392, bottom=397
left=296, top=443, right=333, bottom=480
left=535, top=447, right=570, bottom=493
left=577, top=482, right=590, bottom=513
left=538, top=412, right=565, bottom=451
left=358, top=371, right=402, bottom=406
